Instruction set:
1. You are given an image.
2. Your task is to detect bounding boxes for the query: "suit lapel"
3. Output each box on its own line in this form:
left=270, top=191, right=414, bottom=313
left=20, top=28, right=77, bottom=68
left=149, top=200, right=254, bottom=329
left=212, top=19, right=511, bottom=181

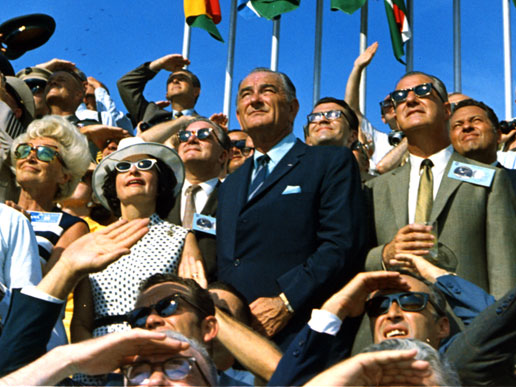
left=201, top=183, right=219, bottom=216
left=388, top=163, right=410, bottom=230
left=244, top=140, right=306, bottom=209
left=167, top=192, right=182, bottom=225
left=430, top=151, right=463, bottom=223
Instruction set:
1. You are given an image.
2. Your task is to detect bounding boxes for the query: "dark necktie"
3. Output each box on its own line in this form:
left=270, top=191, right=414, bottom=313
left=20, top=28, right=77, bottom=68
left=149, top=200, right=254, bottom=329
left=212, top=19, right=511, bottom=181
left=183, top=184, right=200, bottom=229
left=415, top=159, right=434, bottom=224
left=174, top=111, right=183, bottom=119
left=248, top=155, right=270, bottom=200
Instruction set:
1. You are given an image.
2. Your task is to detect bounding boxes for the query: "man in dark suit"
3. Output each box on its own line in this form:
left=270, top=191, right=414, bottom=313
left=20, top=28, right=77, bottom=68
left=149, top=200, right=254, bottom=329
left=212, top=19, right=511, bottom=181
left=217, top=68, right=367, bottom=352
left=117, top=53, right=200, bottom=129
left=365, top=71, right=516, bottom=299
left=167, top=117, right=230, bottom=280
left=449, top=98, right=516, bottom=193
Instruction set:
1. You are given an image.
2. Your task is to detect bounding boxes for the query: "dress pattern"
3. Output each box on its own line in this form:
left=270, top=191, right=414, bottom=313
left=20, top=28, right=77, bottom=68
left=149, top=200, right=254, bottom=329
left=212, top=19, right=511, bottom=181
left=89, top=213, right=188, bottom=337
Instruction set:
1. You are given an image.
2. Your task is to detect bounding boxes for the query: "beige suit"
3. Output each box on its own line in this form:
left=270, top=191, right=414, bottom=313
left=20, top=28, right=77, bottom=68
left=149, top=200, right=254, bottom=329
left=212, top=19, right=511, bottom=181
left=366, top=151, right=516, bottom=299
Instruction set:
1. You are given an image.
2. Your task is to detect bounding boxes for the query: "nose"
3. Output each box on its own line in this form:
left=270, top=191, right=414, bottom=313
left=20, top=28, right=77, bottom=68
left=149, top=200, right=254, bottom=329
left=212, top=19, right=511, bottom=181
left=461, top=121, right=474, bottom=132
left=385, top=300, right=404, bottom=320
left=145, top=369, right=170, bottom=386
left=144, top=311, right=166, bottom=330
left=405, top=90, right=418, bottom=104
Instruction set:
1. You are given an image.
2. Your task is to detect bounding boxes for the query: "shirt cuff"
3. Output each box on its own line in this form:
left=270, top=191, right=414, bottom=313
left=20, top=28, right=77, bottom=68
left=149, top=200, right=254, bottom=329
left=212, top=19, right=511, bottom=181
left=308, top=309, right=343, bottom=336
left=21, top=286, right=64, bottom=304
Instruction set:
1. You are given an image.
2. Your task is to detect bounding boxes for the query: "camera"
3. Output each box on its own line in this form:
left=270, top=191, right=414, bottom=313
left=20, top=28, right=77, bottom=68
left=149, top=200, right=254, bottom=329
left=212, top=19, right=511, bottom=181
left=388, top=130, right=405, bottom=146
left=499, top=119, right=516, bottom=135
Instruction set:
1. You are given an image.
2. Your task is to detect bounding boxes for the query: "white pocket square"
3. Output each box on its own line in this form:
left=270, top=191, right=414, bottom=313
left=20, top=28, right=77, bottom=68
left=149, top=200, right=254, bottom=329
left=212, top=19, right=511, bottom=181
left=282, top=185, right=302, bottom=195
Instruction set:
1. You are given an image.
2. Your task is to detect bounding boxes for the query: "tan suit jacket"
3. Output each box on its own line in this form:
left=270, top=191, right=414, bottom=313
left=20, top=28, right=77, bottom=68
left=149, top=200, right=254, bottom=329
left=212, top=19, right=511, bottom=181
left=365, top=151, right=516, bottom=298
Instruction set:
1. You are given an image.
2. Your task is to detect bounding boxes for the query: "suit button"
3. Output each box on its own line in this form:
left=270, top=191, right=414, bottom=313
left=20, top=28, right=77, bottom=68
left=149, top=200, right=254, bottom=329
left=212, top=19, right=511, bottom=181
left=298, top=340, right=305, bottom=347
left=293, top=349, right=300, bottom=357
left=234, top=259, right=240, bottom=267
left=496, top=307, right=503, bottom=314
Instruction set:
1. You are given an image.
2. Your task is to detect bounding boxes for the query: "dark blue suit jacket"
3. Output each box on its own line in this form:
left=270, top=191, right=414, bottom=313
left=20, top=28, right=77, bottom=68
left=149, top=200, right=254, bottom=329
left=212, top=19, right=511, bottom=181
left=217, top=139, right=367, bottom=349
left=0, top=289, right=62, bottom=376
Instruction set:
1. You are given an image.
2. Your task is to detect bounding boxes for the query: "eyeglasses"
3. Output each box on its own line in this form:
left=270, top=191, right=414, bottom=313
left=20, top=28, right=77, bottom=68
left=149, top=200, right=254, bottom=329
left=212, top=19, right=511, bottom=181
left=178, top=128, right=216, bottom=143
left=126, top=293, right=208, bottom=329
left=365, top=291, right=443, bottom=318
left=168, top=74, right=192, bottom=84
left=24, top=78, right=47, bottom=94
left=307, top=110, right=345, bottom=124
left=114, top=159, right=157, bottom=173
left=231, top=140, right=254, bottom=157
left=389, top=83, right=435, bottom=106
left=123, top=356, right=210, bottom=386
left=379, top=99, right=394, bottom=114
left=14, top=143, right=66, bottom=167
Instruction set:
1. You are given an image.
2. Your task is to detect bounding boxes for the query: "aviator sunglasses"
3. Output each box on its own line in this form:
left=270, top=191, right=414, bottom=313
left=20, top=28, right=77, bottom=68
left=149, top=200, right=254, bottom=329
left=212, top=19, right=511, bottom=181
left=307, top=110, right=345, bottom=124
left=114, top=159, right=157, bottom=173
left=15, top=143, right=66, bottom=167
left=389, top=83, right=438, bottom=106
left=178, top=128, right=216, bottom=143
left=365, top=291, right=444, bottom=318
left=231, top=140, right=254, bottom=157
left=126, top=293, right=208, bottom=328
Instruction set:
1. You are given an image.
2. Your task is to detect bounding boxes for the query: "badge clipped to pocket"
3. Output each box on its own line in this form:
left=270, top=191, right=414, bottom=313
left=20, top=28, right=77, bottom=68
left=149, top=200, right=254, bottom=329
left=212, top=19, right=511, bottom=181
left=447, top=161, right=495, bottom=187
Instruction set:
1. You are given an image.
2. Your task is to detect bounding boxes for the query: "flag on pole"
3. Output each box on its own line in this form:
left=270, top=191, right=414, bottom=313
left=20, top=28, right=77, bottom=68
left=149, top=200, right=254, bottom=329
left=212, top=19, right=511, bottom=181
left=331, top=0, right=366, bottom=14
left=238, top=0, right=300, bottom=20
left=184, top=0, right=224, bottom=42
left=384, top=0, right=411, bottom=64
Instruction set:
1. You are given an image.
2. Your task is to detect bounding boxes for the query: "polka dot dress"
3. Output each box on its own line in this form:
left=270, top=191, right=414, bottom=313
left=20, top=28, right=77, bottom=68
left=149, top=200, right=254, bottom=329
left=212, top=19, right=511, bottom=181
left=75, top=214, right=188, bottom=385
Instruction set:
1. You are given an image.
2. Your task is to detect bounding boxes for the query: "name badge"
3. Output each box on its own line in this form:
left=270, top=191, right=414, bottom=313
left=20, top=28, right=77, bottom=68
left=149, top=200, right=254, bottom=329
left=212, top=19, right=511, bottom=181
left=447, top=161, right=495, bottom=187
left=29, top=211, right=63, bottom=225
left=192, top=213, right=216, bottom=235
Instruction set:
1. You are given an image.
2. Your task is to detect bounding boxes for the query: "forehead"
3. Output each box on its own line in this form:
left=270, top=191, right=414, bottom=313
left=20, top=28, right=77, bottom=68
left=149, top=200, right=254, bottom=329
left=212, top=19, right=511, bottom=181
left=171, top=71, right=194, bottom=82
left=136, top=282, right=191, bottom=307
left=49, top=71, right=79, bottom=84
left=452, top=105, right=489, bottom=121
left=28, top=136, right=60, bottom=146
left=239, top=71, right=283, bottom=91
left=186, top=120, right=214, bottom=131
left=228, top=131, right=247, bottom=141
left=396, top=74, right=433, bottom=90
left=312, top=102, right=344, bottom=114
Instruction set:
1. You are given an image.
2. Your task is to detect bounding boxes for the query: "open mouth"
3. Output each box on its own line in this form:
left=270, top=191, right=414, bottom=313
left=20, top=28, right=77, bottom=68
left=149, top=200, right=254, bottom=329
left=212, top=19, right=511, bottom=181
left=385, top=328, right=408, bottom=338
left=127, top=179, right=144, bottom=186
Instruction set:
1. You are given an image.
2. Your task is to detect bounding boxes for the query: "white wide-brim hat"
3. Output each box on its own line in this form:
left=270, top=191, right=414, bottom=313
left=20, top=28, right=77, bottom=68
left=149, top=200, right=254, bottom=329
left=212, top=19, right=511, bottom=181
left=92, top=137, right=184, bottom=211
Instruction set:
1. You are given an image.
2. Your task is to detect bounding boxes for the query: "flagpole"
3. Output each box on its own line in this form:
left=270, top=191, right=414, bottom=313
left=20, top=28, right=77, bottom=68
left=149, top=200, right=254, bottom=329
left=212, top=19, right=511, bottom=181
left=405, top=0, right=413, bottom=72
left=359, top=0, right=368, bottom=114
left=182, top=21, right=191, bottom=67
left=224, top=0, right=238, bottom=124
left=503, top=0, right=513, bottom=119
left=271, top=16, right=280, bottom=71
left=453, top=0, right=461, bottom=92
left=312, top=0, right=323, bottom=106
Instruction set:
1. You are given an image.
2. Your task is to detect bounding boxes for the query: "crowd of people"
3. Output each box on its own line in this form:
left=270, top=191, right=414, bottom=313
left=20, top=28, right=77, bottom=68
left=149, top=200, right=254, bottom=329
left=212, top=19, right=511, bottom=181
left=0, top=37, right=515, bottom=386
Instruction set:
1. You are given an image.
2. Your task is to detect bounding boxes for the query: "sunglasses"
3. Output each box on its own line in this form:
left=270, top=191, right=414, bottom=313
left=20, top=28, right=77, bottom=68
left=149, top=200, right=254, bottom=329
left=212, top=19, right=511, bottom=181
left=168, top=74, right=192, bottom=84
left=123, top=356, right=210, bottom=386
left=231, top=140, right=254, bottom=157
left=178, top=128, right=217, bottom=144
left=24, top=78, right=47, bottom=94
left=114, top=159, right=157, bottom=173
left=365, top=291, right=443, bottom=318
left=379, top=99, right=394, bottom=114
left=14, top=143, right=66, bottom=167
left=307, top=110, right=345, bottom=124
left=389, top=83, right=435, bottom=106
left=126, top=293, right=207, bottom=329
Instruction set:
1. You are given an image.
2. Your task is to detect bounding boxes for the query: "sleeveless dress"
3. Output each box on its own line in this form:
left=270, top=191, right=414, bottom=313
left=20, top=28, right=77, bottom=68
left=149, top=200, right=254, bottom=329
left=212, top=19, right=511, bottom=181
left=75, top=214, right=188, bottom=385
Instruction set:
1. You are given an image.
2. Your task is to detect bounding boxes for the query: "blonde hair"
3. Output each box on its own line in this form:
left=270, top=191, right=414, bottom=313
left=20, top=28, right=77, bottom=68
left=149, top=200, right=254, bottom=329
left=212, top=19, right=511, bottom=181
left=11, top=115, right=90, bottom=200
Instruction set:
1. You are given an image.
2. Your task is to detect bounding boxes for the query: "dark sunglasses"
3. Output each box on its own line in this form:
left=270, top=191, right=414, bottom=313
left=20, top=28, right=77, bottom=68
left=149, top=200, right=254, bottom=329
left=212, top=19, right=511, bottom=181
left=178, top=128, right=215, bottom=143
left=168, top=74, right=192, bottom=84
left=127, top=293, right=206, bottom=328
left=24, top=78, right=47, bottom=94
left=365, top=291, right=442, bottom=318
left=231, top=140, right=254, bottom=157
left=14, top=143, right=66, bottom=167
left=307, top=110, right=344, bottom=123
left=114, top=158, right=157, bottom=173
left=123, top=356, right=210, bottom=386
left=379, top=99, right=394, bottom=113
left=390, top=83, right=435, bottom=106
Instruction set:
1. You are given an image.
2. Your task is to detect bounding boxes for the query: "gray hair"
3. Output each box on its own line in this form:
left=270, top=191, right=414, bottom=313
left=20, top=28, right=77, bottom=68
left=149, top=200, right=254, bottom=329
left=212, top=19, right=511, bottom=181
left=163, top=330, right=217, bottom=386
left=11, top=115, right=90, bottom=200
left=237, top=67, right=297, bottom=102
left=397, top=71, right=449, bottom=103
left=363, top=338, right=461, bottom=386
left=184, top=116, right=231, bottom=150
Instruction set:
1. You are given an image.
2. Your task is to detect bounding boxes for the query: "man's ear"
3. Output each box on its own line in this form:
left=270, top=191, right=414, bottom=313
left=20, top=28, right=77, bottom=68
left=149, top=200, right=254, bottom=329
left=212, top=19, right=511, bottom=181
left=443, top=101, right=452, bottom=121
left=194, top=87, right=201, bottom=100
left=436, top=316, right=450, bottom=341
left=201, top=315, right=218, bottom=343
left=218, top=149, right=229, bottom=166
left=348, top=130, right=358, bottom=147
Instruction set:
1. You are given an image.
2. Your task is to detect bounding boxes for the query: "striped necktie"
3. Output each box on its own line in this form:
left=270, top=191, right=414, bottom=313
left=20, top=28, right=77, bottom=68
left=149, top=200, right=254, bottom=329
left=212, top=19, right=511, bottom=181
left=248, top=155, right=270, bottom=200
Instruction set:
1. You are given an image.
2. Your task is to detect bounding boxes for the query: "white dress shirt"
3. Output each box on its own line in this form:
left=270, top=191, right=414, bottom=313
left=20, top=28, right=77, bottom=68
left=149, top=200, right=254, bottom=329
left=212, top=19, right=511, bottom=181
left=180, top=177, right=218, bottom=223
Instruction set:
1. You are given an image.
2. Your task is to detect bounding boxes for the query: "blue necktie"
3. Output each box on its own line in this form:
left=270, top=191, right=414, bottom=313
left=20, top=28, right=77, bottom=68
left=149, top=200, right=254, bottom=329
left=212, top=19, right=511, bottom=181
left=248, top=154, right=270, bottom=200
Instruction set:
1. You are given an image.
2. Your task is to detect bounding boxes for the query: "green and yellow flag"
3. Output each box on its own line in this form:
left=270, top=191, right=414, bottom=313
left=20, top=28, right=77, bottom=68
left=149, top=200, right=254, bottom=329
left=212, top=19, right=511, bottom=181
left=184, top=0, right=224, bottom=42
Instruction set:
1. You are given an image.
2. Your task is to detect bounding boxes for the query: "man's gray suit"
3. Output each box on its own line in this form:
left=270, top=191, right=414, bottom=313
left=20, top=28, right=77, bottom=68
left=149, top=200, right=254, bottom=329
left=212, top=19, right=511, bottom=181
left=366, top=151, right=516, bottom=298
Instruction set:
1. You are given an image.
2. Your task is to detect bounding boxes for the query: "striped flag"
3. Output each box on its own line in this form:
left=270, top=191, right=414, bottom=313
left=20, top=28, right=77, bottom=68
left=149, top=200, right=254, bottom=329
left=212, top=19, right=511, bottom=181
left=384, top=0, right=411, bottom=64
left=238, top=0, right=300, bottom=20
left=184, top=0, right=224, bottom=42
left=331, top=0, right=366, bottom=14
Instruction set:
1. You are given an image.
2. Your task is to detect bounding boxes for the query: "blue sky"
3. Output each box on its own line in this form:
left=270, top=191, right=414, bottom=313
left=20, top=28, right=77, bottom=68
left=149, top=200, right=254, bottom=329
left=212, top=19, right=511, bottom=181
left=6, top=0, right=516, bottom=139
